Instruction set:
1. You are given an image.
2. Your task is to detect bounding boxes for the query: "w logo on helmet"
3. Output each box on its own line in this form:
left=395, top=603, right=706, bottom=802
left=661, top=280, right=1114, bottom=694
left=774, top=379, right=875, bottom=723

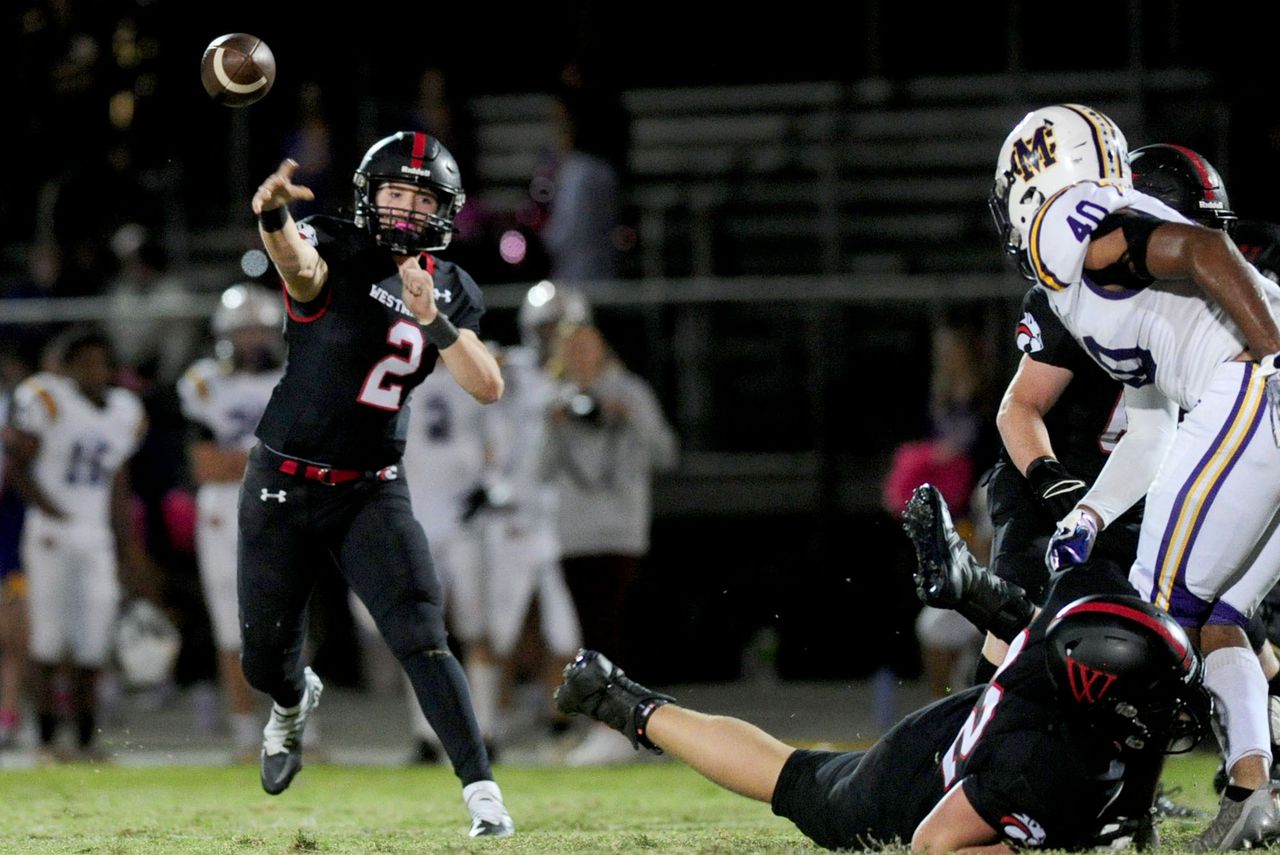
left=1066, top=656, right=1117, bottom=703
left=1011, top=126, right=1057, bottom=183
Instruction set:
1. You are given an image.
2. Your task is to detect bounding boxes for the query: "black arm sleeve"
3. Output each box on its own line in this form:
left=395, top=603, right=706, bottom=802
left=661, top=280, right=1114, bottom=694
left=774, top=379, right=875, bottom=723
left=1088, top=211, right=1165, bottom=288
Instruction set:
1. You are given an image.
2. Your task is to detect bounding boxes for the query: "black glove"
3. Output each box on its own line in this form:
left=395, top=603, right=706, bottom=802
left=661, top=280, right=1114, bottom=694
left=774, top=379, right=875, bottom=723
left=1025, top=456, right=1087, bottom=523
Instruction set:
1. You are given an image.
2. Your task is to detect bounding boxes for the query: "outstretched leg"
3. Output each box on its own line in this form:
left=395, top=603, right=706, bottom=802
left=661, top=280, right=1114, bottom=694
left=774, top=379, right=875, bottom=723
left=646, top=706, right=792, bottom=802
left=555, top=649, right=790, bottom=802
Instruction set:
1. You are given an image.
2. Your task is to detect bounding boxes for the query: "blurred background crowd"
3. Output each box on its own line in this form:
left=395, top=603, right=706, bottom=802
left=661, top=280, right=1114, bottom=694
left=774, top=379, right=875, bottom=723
left=2, top=0, right=1278, bottom=764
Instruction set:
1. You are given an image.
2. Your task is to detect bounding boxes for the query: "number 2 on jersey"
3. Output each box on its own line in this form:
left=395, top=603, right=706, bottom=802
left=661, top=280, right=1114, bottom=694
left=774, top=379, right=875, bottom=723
left=357, top=320, right=424, bottom=411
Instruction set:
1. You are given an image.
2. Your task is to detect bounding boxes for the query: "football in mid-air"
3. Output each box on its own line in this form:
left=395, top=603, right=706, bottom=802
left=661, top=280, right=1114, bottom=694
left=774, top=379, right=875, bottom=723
left=200, top=33, right=275, bottom=107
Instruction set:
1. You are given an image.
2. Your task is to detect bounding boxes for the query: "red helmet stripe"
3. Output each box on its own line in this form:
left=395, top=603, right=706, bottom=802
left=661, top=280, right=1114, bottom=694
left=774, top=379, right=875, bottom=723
left=1057, top=600, right=1191, bottom=669
left=411, top=132, right=427, bottom=170
left=1168, top=144, right=1216, bottom=200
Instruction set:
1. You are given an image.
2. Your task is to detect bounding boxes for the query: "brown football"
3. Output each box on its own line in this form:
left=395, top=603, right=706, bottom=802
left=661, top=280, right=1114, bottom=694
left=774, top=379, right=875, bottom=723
left=200, top=33, right=275, bottom=108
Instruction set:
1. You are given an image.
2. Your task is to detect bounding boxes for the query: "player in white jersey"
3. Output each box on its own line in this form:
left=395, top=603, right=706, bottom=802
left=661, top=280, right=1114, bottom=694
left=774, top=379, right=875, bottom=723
left=5, top=331, right=147, bottom=760
left=478, top=343, right=582, bottom=738
left=992, top=104, right=1280, bottom=850
left=395, top=337, right=582, bottom=759
left=178, top=284, right=284, bottom=760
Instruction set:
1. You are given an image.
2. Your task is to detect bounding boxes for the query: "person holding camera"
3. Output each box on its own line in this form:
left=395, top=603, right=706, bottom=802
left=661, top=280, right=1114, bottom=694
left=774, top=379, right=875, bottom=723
left=544, top=323, right=677, bottom=765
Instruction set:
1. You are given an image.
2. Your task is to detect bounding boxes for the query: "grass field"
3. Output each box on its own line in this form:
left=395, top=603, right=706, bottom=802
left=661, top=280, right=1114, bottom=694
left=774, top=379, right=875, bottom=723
left=0, top=750, right=1229, bottom=854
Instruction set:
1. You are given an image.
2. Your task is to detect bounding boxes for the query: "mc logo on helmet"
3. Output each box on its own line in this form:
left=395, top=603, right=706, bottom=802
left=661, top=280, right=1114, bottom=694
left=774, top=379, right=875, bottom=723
left=1010, top=126, right=1057, bottom=183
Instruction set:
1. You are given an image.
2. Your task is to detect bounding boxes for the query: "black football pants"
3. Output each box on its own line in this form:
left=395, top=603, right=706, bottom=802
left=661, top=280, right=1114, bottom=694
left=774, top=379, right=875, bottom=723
left=237, top=445, right=491, bottom=784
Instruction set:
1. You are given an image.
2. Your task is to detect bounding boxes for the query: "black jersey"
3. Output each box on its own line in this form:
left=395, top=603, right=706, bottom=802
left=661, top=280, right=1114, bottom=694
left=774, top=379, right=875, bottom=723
left=774, top=570, right=1146, bottom=851
left=988, top=288, right=1143, bottom=587
left=255, top=216, right=485, bottom=469
left=947, top=624, right=1125, bottom=849
left=1004, top=287, right=1126, bottom=483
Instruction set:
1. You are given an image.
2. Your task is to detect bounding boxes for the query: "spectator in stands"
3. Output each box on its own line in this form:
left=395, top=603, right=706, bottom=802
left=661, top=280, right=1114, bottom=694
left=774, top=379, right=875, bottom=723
left=103, top=225, right=201, bottom=388
left=545, top=323, right=677, bottom=764
left=282, top=82, right=338, bottom=220
left=882, top=307, right=998, bottom=699
left=540, top=84, right=625, bottom=283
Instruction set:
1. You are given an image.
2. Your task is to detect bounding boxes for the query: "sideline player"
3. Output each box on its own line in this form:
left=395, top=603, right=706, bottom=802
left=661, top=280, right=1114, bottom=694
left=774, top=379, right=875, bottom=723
left=393, top=356, right=491, bottom=761
left=6, top=330, right=147, bottom=760
left=474, top=337, right=583, bottom=747
left=990, top=104, right=1280, bottom=849
left=0, top=357, right=31, bottom=748
left=177, top=283, right=284, bottom=760
left=244, top=134, right=512, bottom=836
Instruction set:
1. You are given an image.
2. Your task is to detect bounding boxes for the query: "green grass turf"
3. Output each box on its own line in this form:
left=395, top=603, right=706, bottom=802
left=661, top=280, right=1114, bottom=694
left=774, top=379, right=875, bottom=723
left=0, top=750, right=1229, bottom=853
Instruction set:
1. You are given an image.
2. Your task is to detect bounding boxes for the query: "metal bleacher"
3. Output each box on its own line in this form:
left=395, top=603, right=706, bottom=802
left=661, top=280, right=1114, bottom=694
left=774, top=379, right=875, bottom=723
left=470, top=69, right=1225, bottom=279
left=463, top=70, right=1230, bottom=518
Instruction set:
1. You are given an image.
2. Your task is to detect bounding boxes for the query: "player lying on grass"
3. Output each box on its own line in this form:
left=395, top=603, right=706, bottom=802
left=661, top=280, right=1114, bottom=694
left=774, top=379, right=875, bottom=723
left=556, top=580, right=1211, bottom=850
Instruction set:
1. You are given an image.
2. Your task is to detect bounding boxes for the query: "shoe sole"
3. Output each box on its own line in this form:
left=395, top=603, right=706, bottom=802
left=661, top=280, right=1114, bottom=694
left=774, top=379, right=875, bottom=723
left=902, top=488, right=948, bottom=590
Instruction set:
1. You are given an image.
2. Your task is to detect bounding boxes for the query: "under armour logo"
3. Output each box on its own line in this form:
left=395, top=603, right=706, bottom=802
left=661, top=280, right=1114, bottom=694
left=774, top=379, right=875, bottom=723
left=260, top=488, right=287, bottom=503
left=1066, top=656, right=1117, bottom=704
left=433, top=287, right=452, bottom=304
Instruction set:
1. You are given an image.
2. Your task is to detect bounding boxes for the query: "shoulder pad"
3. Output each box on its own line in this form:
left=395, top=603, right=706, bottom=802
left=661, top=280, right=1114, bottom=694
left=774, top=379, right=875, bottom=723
left=15, top=374, right=60, bottom=422
left=1028, top=181, right=1132, bottom=291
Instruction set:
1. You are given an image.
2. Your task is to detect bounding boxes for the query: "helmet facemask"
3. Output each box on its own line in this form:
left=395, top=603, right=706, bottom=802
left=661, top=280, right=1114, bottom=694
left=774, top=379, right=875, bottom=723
left=355, top=174, right=464, bottom=254
left=1045, top=595, right=1213, bottom=758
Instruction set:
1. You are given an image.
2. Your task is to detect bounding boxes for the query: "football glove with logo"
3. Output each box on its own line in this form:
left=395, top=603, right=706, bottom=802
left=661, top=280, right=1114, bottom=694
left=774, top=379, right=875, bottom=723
left=1025, top=456, right=1088, bottom=523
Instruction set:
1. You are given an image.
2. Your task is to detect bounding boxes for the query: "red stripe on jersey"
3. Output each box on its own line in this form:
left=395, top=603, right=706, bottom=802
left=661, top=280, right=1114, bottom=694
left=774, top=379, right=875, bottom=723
left=411, top=132, right=427, bottom=170
left=280, top=278, right=333, bottom=323
left=419, top=252, right=436, bottom=275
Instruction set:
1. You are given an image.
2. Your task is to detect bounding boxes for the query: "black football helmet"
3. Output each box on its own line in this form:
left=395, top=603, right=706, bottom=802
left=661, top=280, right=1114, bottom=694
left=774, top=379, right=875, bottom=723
left=1129, top=144, right=1237, bottom=233
left=353, top=131, right=465, bottom=254
left=1045, top=595, right=1212, bottom=755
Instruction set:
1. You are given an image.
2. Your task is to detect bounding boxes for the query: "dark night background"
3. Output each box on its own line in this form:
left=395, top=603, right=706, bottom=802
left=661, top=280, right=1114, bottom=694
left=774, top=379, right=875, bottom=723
left=2, top=1, right=1276, bottom=687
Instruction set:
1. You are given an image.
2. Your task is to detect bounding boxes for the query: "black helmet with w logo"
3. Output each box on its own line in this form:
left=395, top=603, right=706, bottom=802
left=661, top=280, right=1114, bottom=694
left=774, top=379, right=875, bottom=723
left=1045, top=595, right=1212, bottom=754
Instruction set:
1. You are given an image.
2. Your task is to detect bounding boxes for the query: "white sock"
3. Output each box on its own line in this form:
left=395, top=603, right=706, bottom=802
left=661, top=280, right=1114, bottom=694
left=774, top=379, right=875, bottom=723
left=1205, top=646, right=1273, bottom=773
left=463, top=779, right=503, bottom=807
left=466, top=662, right=501, bottom=739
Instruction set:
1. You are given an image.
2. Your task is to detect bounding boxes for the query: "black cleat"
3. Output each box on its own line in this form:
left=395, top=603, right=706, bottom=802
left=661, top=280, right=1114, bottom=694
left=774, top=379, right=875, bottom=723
left=260, top=667, right=322, bottom=795
left=902, top=483, right=978, bottom=607
left=902, top=484, right=1035, bottom=643
left=555, top=650, right=674, bottom=751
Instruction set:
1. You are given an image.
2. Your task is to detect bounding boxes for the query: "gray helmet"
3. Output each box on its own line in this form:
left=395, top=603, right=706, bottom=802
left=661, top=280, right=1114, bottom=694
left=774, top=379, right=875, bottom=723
left=213, top=284, right=284, bottom=369
left=213, top=284, right=283, bottom=337
left=517, top=281, right=592, bottom=350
